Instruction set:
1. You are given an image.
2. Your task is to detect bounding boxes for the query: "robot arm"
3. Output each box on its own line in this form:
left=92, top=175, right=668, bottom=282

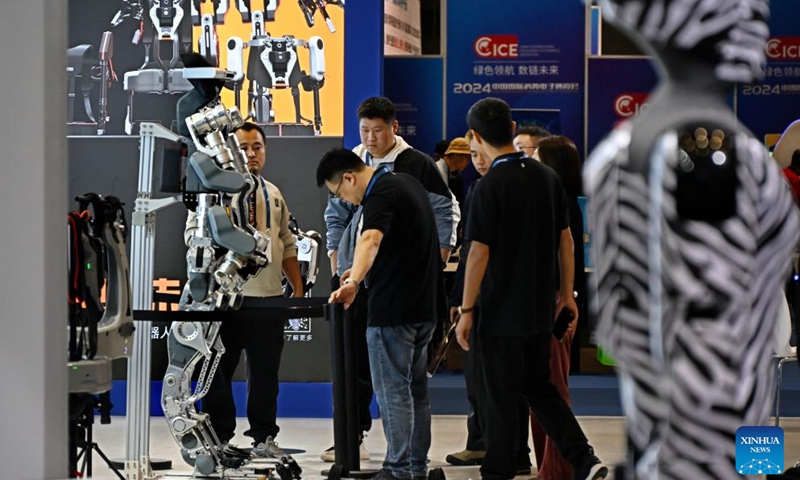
left=225, top=37, right=245, bottom=83
left=183, top=103, right=272, bottom=310
left=298, top=0, right=344, bottom=33
left=290, top=218, right=321, bottom=292
left=198, top=13, right=219, bottom=66
left=307, top=35, right=325, bottom=82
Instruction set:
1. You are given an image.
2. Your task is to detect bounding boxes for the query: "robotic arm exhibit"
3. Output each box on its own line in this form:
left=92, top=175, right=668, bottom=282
left=286, top=215, right=321, bottom=295
left=112, top=0, right=193, bottom=69
left=67, top=194, right=134, bottom=394
left=161, top=102, right=273, bottom=476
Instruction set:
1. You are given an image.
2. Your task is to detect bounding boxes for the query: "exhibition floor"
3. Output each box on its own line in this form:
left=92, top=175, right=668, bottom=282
left=80, top=416, right=800, bottom=480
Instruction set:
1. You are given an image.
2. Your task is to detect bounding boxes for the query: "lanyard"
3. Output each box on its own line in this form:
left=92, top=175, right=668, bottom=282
left=251, top=177, right=271, bottom=230
left=365, top=166, right=391, bottom=199
left=490, top=151, right=526, bottom=169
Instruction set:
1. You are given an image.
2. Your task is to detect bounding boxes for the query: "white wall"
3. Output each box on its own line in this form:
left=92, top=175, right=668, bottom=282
left=0, top=1, right=69, bottom=478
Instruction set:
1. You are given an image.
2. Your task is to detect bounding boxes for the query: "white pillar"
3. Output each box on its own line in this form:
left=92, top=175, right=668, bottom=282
left=0, top=2, right=69, bottom=479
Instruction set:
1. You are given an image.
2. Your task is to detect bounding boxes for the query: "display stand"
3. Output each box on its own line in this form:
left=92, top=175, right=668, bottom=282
left=324, top=303, right=445, bottom=480
left=124, top=122, right=182, bottom=479
left=324, top=302, right=376, bottom=480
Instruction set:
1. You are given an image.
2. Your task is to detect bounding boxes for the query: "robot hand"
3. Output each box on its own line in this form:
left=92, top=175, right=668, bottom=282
left=298, top=0, right=344, bottom=33
left=111, top=0, right=144, bottom=27
left=287, top=214, right=321, bottom=293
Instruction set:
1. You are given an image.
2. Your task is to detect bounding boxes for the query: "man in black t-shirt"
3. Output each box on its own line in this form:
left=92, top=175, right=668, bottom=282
left=455, top=98, right=608, bottom=480
left=317, top=148, right=440, bottom=480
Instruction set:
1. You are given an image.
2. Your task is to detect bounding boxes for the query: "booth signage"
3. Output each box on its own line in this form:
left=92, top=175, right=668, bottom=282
left=586, top=56, right=658, bottom=155
left=385, top=56, right=445, bottom=155
left=736, top=0, right=800, bottom=144
left=446, top=0, right=585, bottom=152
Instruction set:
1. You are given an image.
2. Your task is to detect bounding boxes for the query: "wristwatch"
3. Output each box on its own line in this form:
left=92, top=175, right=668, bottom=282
left=343, top=277, right=359, bottom=290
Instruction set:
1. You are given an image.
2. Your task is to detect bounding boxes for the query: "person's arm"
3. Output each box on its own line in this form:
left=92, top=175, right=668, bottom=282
left=410, top=151, right=461, bottom=260
left=329, top=229, right=384, bottom=309
left=428, top=190, right=460, bottom=261
left=556, top=227, right=579, bottom=336
left=282, top=256, right=304, bottom=298
left=324, top=197, right=355, bottom=274
left=278, top=194, right=304, bottom=298
left=455, top=240, right=490, bottom=351
left=329, top=251, right=339, bottom=278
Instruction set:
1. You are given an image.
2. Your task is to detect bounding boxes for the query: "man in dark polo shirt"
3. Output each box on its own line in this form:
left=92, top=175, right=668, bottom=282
left=317, top=148, right=440, bottom=480
left=455, top=98, right=608, bottom=480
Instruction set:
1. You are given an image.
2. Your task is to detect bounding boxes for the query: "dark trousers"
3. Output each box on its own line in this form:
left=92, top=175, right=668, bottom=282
left=463, top=319, right=529, bottom=462
left=477, top=333, right=591, bottom=480
left=202, top=309, right=285, bottom=444
left=349, top=287, right=374, bottom=434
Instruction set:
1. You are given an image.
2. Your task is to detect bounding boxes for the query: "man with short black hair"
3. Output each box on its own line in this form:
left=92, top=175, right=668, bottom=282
left=321, top=97, right=460, bottom=461
left=318, top=148, right=440, bottom=480
left=513, top=125, right=551, bottom=158
left=456, top=98, right=607, bottom=480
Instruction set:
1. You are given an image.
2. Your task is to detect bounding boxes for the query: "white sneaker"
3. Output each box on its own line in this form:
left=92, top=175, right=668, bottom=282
left=320, top=441, right=370, bottom=462
left=252, top=436, right=286, bottom=459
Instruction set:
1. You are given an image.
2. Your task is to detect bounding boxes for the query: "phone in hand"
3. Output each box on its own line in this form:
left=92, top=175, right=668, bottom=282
left=552, top=308, right=574, bottom=340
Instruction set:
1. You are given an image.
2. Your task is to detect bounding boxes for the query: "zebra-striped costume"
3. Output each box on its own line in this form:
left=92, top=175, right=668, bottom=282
left=585, top=122, right=799, bottom=479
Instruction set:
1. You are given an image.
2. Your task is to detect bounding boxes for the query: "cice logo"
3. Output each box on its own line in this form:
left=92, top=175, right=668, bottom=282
left=767, top=37, right=800, bottom=61
left=474, top=35, right=519, bottom=58
left=613, top=93, right=650, bottom=118
left=736, top=426, right=784, bottom=475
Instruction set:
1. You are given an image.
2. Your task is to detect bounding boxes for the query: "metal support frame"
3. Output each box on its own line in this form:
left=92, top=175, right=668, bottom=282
left=774, top=354, right=797, bottom=427
left=326, top=303, right=376, bottom=480
left=125, top=122, right=183, bottom=479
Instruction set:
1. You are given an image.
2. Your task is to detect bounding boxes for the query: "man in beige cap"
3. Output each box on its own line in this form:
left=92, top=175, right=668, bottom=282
left=435, top=136, right=471, bottom=207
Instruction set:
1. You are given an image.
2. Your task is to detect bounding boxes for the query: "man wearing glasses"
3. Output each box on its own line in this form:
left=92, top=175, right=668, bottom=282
left=319, top=148, right=441, bottom=480
left=513, top=125, right=551, bottom=158
left=321, top=97, right=459, bottom=462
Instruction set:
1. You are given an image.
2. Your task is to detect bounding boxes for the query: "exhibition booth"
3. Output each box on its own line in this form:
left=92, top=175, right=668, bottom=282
left=1, top=0, right=799, bottom=479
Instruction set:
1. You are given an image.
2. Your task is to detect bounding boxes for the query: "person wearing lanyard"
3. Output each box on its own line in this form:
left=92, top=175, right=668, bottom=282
left=318, top=148, right=441, bottom=480
left=185, top=123, right=304, bottom=459
left=321, top=97, right=459, bottom=462
left=456, top=98, right=608, bottom=480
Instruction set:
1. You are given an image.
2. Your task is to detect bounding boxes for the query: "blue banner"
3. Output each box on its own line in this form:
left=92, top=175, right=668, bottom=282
left=586, top=56, right=658, bottom=155
left=736, top=0, right=800, bottom=144
left=446, top=0, right=585, bottom=153
left=384, top=56, right=445, bottom=155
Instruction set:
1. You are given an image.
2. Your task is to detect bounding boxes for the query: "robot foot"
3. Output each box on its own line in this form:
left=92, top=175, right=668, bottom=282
left=275, top=462, right=294, bottom=480
left=280, top=455, right=302, bottom=479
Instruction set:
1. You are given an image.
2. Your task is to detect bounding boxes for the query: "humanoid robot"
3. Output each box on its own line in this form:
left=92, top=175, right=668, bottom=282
left=159, top=101, right=268, bottom=477
left=159, top=68, right=315, bottom=476
left=584, top=1, right=800, bottom=478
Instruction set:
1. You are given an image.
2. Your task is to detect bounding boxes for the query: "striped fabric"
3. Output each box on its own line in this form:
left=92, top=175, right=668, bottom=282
left=585, top=122, right=799, bottom=479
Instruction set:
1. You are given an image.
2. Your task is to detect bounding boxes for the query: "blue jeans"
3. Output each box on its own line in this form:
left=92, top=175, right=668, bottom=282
left=367, top=321, right=436, bottom=479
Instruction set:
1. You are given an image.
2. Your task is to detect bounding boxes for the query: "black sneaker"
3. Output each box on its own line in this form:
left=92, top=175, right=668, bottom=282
left=369, top=469, right=402, bottom=480
left=573, top=455, right=608, bottom=480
